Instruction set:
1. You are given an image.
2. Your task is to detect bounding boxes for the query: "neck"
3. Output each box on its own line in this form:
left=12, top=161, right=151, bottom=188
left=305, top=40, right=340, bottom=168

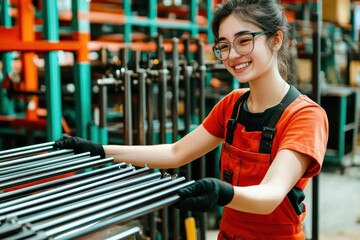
left=247, top=79, right=289, bottom=113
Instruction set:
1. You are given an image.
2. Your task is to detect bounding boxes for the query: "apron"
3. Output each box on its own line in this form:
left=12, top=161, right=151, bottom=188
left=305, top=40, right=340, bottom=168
left=218, top=86, right=306, bottom=240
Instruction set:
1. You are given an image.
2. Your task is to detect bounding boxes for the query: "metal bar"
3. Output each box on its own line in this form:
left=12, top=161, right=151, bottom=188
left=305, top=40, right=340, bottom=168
left=34, top=178, right=190, bottom=236
left=105, top=226, right=141, bottom=240
left=196, top=39, right=207, bottom=240
left=0, top=145, right=55, bottom=161
left=15, top=173, right=164, bottom=224
left=146, top=73, right=154, bottom=145
left=311, top=5, right=321, bottom=240
left=0, top=0, right=15, bottom=116
left=0, top=154, right=84, bottom=177
left=72, top=0, right=91, bottom=138
left=0, top=149, right=75, bottom=169
left=124, top=70, right=133, bottom=145
left=45, top=179, right=194, bottom=239
left=0, top=165, right=142, bottom=214
left=0, top=157, right=114, bottom=190
left=138, top=69, right=147, bottom=145
left=0, top=155, right=101, bottom=183
left=42, top=0, right=62, bottom=141
left=57, top=195, right=181, bottom=240
left=98, top=82, right=108, bottom=144
left=159, top=45, right=168, bottom=144
left=171, top=37, right=181, bottom=240
left=171, top=38, right=180, bottom=144
left=0, top=142, right=54, bottom=157
left=0, top=163, right=126, bottom=202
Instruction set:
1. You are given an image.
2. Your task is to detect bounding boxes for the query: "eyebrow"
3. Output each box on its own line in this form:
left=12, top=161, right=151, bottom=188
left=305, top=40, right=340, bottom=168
left=218, top=30, right=252, bottom=42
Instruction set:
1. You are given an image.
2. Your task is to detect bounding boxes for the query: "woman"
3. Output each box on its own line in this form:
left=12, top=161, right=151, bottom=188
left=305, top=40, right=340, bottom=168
left=55, top=0, right=328, bottom=239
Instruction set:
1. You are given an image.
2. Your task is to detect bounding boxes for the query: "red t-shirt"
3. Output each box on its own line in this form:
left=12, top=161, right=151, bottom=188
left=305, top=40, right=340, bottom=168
left=202, top=88, right=329, bottom=181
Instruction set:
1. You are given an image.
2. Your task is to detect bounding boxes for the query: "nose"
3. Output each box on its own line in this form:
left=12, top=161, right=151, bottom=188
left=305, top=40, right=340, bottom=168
left=228, top=45, right=241, bottom=59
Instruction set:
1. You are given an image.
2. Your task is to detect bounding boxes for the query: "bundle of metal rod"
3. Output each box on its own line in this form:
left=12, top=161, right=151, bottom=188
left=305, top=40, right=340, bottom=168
left=0, top=143, right=193, bottom=240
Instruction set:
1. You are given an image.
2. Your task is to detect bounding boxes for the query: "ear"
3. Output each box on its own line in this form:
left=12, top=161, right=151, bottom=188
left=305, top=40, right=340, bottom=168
left=272, top=30, right=283, bottom=51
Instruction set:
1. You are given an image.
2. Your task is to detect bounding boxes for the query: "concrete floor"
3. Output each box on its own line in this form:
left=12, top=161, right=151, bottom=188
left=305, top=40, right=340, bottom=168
left=206, top=154, right=360, bottom=240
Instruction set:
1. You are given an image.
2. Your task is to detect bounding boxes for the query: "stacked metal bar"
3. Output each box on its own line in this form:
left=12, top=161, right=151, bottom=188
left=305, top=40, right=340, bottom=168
left=0, top=142, right=192, bottom=240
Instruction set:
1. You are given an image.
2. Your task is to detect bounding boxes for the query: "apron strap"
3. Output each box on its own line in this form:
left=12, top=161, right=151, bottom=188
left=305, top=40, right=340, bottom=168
left=225, top=90, right=250, bottom=144
left=259, top=85, right=301, bottom=154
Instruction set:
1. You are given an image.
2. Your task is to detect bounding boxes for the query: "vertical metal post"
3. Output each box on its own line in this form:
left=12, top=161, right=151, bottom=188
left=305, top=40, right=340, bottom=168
left=72, top=0, right=91, bottom=139
left=19, top=0, right=38, bottom=121
left=42, top=0, right=63, bottom=141
left=138, top=69, right=147, bottom=145
left=124, top=70, right=133, bottom=145
left=98, top=83, right=108, bottom=144
left=197, top=39, right=207, bottom=240
left=171, top=37, right=181, bottom=240
left=189, top=0, right=199, bottom=39
left=171, top=38, right=180, bottom=148
left=123, top=0, right=132, bottom=43
left=148, top=0, right=157, bottom=37
left=158, top=45, right=169, bottom=240
left=311, top=1, right=322, bottom=240
left=0, top=0, right=14, bottom=116
left=146, top=74, right=154, bottom=145
left=159, top=46, right=168, bottom=144
left=206, top=0, right=214, bottom=44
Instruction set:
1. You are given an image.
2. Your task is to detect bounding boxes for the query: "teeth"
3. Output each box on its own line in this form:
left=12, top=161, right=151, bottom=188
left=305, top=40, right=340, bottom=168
left=235, top=62, right=250, bottom=70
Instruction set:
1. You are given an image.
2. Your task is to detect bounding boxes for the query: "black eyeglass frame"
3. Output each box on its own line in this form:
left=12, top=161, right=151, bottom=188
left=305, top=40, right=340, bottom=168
left=212, top=31, right=269, bottom=61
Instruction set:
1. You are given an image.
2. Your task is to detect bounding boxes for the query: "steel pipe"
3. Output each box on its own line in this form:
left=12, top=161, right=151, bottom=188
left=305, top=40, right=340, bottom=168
left=0, top=162, right=127, bottom=202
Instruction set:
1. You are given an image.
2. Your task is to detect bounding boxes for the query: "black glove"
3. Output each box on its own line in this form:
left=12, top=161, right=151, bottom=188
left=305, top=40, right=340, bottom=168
left=174, top=178, right=234, bottom=212
left=54, top=135, right=105, bottom=158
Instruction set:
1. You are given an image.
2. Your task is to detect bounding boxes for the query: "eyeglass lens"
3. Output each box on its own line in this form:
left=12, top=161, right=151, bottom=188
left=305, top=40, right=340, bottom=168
left=213, top=33, right=255, bottom=60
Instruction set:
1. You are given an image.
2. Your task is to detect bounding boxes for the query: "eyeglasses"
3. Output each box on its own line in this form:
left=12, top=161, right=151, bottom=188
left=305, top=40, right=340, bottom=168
left=212, top=31, right=268, bottom=61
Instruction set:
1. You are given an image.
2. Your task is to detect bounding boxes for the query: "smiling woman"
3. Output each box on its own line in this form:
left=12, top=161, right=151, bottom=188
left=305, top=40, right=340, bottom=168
left=53, top=1, right=329, bottom=239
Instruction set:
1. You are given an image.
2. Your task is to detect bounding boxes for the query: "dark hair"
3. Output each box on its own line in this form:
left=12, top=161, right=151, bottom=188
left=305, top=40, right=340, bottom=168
left=212, top=0, right=294, bottom=82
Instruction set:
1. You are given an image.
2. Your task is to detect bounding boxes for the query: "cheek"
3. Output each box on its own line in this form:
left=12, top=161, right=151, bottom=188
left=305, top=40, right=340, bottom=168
left=222, top=61, right=234, bottom=73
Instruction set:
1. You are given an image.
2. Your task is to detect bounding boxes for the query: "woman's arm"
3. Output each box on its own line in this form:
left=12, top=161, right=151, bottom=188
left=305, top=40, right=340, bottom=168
left=227, top=149, right=312, bottom=214
left=103, top=124, right=222, bottom=169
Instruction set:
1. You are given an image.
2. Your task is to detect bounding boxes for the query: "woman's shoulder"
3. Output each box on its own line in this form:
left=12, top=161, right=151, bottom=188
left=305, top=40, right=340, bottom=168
left=285, top=92, right=328, bottom=123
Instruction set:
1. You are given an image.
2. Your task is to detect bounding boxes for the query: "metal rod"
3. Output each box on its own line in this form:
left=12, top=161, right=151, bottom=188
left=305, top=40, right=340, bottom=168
left=36, top=178, right=191, bottom=237
left=138, top=69, right=147, bottom=145
left=104, top=226, right=141, bottom=240
left=146, top=73, right=154, bottom=145
left=0, top=145, right=55, bottom=161
left=0, top=157, right=114, bottom=190
left=57, top=195, right=181, bottom=240
left=0, top=155, right=101, bottom=184
left=0, top=142, right=54, bottom=157
left=311, top=7, right=321, bottom=240
left=124, top=70, right=133, bottom=145
left=196, top=39, right=207, bottom=240
left=0, top=166, right=145, bottom=216
left=0, top=162, right=126, bottom=202
left=158, top=44, right=170, bottom=239
left=99, top=84, right=107, bottom=129
left=171, top=37, right=181, bottom=240
left=0, top=149, right=77, bottom=171
left=159, top=45, right=168, bottom=144
left=18, top=173, right=164, bottom=224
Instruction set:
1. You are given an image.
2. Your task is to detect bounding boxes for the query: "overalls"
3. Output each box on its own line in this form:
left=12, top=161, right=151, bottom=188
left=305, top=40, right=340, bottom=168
left=218, top=86, right=306, bottom=240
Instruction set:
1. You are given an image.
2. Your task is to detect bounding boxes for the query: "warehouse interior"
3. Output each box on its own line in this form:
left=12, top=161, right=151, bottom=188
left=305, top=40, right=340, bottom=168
left=0, top=0, right=360, bottom=239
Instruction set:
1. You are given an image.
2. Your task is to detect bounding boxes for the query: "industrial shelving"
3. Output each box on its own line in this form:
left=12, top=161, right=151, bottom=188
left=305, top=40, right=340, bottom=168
left=0, top=0, right=215, bottom=147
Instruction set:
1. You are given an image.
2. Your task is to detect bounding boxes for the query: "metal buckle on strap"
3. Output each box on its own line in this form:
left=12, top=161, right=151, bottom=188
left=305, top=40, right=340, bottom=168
left=259, top=127, right=276, bottom=154
left=261, top=126, right=275, bottom=140
left=227, top=119, right=237, bottom=132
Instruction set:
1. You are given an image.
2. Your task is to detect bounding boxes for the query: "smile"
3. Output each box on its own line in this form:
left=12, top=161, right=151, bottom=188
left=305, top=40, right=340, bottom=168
left=234, top=62, right=251, bottom=70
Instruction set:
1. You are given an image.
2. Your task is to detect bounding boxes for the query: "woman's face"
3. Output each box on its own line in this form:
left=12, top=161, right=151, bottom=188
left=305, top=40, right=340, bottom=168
left=218, top=14, right=277, bottom=84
